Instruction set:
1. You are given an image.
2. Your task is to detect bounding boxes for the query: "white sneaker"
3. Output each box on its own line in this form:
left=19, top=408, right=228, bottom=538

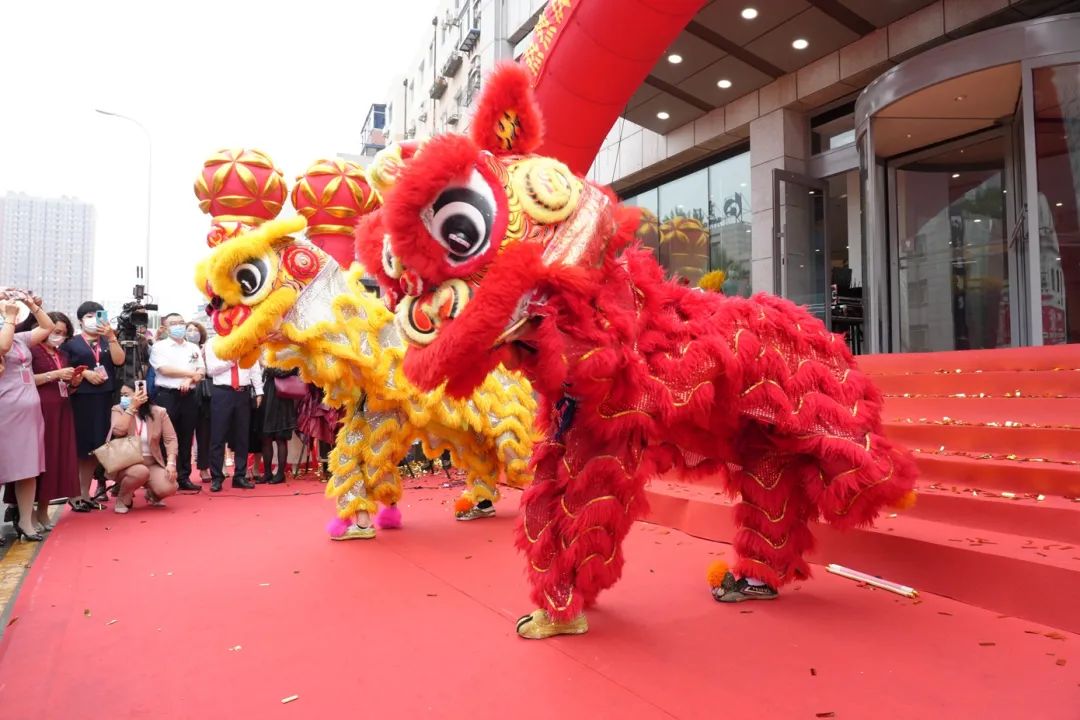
left=114, top=500, right=131, bottom=514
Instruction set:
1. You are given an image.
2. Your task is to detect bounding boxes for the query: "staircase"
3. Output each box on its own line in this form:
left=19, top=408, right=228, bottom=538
left=644, top=344, right=1080, bottom=633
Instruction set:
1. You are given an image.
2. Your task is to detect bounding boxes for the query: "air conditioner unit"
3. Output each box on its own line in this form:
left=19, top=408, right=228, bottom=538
left=429, top=76, right=449, bottom=100
left=417, top=110, right=428, bottom=122
left=441, top=52, right=463, bottom=77
left=446, top=113, right=461, bottom=125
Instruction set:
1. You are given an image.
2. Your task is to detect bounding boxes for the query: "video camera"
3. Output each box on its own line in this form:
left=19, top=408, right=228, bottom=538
left=115, top=284, right=158, bottom=345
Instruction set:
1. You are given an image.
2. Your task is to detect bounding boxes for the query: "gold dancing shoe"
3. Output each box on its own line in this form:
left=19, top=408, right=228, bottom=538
left=515, top=609, right=588, bottom=639
left=331, top=524, right=377, bottom=541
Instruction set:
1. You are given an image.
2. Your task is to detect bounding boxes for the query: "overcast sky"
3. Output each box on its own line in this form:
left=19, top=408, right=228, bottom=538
left=0, top=0, right=440, bottom=318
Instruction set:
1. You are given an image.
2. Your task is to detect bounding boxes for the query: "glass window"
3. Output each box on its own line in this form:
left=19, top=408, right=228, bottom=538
left=625, top=189, right=667, bottom=268
left=894, top=135, right=1010, bottom=352
left=659, top=169, right=709, bottom=286
left=1033, top=63, right=1080, bottom=345
left=620, top=150, right=750, bottom=288
left=707, top=154, right=752, bottom=297
left=812, top=104, right=856, bottom=155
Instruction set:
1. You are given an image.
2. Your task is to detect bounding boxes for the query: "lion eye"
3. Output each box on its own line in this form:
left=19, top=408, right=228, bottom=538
left=231, top=256, right=275, bottom=305
left=424, top=170, right=496, bottom=265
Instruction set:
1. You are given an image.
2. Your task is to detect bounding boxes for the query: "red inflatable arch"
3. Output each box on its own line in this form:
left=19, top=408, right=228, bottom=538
left=522, top=0, right=706, bottom=176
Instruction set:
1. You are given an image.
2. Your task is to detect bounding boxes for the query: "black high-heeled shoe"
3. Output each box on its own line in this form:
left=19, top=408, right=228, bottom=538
left=15, top=524, right=44, bottom=542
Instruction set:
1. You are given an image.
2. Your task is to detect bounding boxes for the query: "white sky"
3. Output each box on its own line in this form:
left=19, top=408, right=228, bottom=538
left=0, top=0, right=441, bottom=318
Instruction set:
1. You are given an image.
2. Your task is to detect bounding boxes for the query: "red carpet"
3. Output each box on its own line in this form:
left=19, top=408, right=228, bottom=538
left=0, top=480, right=1076, bottom=719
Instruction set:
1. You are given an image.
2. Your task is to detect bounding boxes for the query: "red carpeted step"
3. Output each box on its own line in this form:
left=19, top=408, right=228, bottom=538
left=912, top=453, right=1080, bottom=497
left=644, top=479, right=1080, bottom=633
left=858, top=344, right=1080, bottom=374
left=884, top=422, right=1080, bottom=463
left=872, top=369, right=1080, bottom=396
left=905, top=481, right=1080, bottom=544
left=882, top=396, right=1080, bottom=425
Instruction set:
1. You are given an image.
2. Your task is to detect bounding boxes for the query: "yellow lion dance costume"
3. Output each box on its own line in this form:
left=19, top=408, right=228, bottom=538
left=194, top=216, right=537, bottom=539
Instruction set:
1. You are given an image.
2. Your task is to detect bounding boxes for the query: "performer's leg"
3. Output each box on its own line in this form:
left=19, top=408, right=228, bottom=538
left=716, top=453, right=818, bottom=602
left=515, top=445, right=645, bottom=639
left=452, top=433, right=501, bottom=521
left=453, top=420, right=532, bottom=521
left=324, top=409, right=378, bottom=540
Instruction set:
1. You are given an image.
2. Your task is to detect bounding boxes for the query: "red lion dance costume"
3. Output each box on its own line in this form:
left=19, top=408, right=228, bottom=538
left=364, top=63, right=917, bottom=639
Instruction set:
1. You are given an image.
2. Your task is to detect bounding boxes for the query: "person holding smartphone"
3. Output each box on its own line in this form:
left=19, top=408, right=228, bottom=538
left=62, top=300, right=126, bottom=511
left=109, top=383, right=179, bottom=513
left=0, top=290, right=55, bottom=541
left=2, top=310, right=82, bottom=530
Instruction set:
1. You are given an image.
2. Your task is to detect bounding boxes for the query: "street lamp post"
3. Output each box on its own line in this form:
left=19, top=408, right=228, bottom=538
left=95, top=109, right=152, bottom=293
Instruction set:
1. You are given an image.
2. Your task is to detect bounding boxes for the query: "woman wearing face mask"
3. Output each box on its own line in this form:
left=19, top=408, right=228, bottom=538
left=109, top=383, right=179, bottom=513
left=185, top=321, right=213, bottom=483
left=2, top=312, right=82, bottom=530
left=0, top=292, right=55, bottom=542
left=62, top=301, right=127, bottom=511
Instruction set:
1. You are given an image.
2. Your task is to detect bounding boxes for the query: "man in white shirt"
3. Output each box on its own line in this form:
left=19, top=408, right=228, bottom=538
left=203, top=336, right=264, bottom=492
left=149, top=313, right=205, bottom=492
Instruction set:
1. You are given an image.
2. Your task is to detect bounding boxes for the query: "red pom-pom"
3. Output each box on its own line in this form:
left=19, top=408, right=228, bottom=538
left=454, top=496, right=475, bottom=514
left=706, top=559, right=730, bottom=589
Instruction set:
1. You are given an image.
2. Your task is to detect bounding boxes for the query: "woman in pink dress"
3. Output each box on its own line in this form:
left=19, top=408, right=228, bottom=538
left=3, top=311, right=82, bottom=531
left=0, top=293, right=55, bottom=543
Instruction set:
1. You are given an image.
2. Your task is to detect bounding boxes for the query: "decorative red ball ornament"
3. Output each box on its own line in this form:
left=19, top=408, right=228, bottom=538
left=195, top=148, right=286, bottom=246
left=290, top=158, right=379, bottom=268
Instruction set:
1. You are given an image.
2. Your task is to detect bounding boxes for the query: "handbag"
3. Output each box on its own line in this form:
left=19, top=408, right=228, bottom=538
left=93, top=428, right=144, bottom=475
left=274, top=374, right=307, bottom=400
left=195, top=376, right=214, bottom=403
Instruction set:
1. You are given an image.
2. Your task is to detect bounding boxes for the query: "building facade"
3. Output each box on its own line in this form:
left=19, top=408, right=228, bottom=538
left=0, top=191, right=96, bottom=319
left=378, top=0, right=1080, bottom=355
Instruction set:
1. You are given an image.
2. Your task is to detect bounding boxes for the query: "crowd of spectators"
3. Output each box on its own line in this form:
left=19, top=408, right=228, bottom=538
left=0, top=288, right=322, bottom=545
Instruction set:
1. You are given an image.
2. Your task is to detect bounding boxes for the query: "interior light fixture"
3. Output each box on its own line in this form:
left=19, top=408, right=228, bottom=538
left=973, top=218, right=982, bottom=223
left=952, top=173, right=960, bottom=179
left=657, top=111, right=670, bottom=120
left=792, top=38, right=809, bottom=50
left=717, top=79, right=733, bottom=89
left=954, top=95, right=966, bottom=102
left=668, top=54, right=683, bottom=64
left=906, top=134, right=912, bottom=139
left=741, top=8, right=758, bottom=20
left=1056, top=201, right=1064, bottom=207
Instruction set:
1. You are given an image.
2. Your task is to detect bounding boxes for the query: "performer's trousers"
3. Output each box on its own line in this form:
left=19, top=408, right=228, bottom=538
left=516, top=441, right=647, bottom=622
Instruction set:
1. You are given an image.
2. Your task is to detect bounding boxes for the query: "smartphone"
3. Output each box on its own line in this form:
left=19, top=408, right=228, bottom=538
left=134, top=380, right=147, bottom=395
left=95, top=310, right=109, bottom=324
